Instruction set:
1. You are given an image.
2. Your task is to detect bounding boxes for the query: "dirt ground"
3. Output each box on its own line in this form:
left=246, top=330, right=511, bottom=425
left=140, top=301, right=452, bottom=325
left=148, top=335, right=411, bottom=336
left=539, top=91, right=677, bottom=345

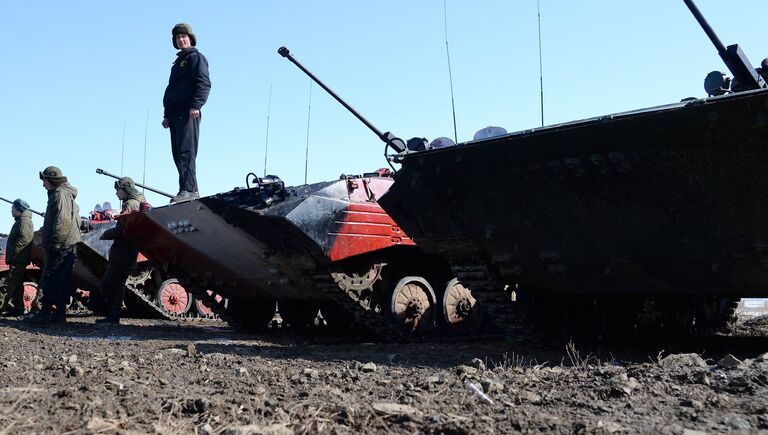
left=1, top=314, right=768, bottom=434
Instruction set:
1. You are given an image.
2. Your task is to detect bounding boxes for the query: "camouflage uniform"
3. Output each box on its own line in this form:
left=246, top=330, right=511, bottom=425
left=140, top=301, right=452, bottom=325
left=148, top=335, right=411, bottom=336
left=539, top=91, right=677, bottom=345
left=0, top=208, right=34, bottom=314
left=99, top=178, right=147, bottom=322
left=38, top=167, right=81, bottom=319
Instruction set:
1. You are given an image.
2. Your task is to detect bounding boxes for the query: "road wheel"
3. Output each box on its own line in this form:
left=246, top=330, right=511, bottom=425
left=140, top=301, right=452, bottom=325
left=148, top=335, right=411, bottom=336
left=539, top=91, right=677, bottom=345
left=193, top=290, right=226, bottom=317
left=155, top=279, right=192, bottom=315
left=389, top=276, right=436, bottom=336
left=441, top=278, right=483, bottom=333
left=22, top=282, right=38, bottom=312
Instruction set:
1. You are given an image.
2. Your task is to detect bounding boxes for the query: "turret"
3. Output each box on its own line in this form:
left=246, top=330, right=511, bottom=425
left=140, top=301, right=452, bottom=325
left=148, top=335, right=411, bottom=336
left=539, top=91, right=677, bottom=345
left=683, top=0, right=766, bottom=95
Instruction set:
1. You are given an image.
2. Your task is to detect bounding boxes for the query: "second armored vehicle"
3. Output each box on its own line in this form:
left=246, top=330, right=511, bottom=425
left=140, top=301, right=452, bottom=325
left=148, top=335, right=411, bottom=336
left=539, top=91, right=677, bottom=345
left=118, top=171, right=482, bottom=336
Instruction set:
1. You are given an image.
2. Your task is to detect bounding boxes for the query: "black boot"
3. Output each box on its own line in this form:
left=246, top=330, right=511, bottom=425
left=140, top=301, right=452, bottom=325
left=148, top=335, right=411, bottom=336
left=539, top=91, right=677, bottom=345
left=23, top=306, right=53, bottom=325
left=95, top=309, right=120, bottom=325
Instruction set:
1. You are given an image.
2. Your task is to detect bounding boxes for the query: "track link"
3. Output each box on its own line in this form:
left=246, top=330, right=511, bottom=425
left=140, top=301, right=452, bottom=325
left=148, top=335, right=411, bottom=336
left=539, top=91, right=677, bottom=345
left=451, top=261, right=542, bottom=343
left=172, top=262, right=419, bottom=339
left=313, top=267, right=408, bottom=340
left=122, top=265, right=221, bottom=322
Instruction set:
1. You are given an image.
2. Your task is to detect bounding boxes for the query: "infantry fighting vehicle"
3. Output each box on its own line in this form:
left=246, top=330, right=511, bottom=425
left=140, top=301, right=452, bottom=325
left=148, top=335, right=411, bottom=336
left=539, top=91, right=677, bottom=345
left=118, top=169, right=482, bottom=336
left=375, top=0, right=768, bottom=335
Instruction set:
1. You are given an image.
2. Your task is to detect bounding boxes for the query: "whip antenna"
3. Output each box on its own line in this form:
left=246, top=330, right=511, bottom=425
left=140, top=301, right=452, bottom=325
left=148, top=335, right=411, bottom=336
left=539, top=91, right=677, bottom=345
left=537, top=0, right=545, bottom=126
left=121, top=120, right=126, bottom=175
left=264, top=84, right=273, bottom=177
left=304, top=80, right=312, bottom=185
left=142, top=108, right=150, bottom=192
left=444, top=0, right=458, bottom=143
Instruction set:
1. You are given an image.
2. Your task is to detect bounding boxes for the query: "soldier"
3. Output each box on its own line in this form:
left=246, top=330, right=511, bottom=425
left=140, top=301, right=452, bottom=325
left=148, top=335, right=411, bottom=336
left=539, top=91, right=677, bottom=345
left=24, top=166, right=81, bottom=325
left=96, top=177, right=147, bottom=324
left=0, top=199, right=34, bottom=316
left=162, top=22, right=211, bottom=203
left=759, top=57, right=768, bottom=83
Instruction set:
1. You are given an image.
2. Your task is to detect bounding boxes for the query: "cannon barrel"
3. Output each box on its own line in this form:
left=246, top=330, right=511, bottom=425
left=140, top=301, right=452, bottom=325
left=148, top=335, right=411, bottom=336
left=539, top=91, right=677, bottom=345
left=278, top=46, right=406, bottom=153
left=683, top=0, right=762, bottom=90
left=95, top=168, right=174, bottom=198
left=0, top=196, right=44, bottom=217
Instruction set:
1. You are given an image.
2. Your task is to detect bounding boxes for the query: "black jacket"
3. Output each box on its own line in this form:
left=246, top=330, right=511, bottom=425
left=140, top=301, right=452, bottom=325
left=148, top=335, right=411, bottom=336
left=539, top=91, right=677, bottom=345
left=163, top=47, right=211, bottom=116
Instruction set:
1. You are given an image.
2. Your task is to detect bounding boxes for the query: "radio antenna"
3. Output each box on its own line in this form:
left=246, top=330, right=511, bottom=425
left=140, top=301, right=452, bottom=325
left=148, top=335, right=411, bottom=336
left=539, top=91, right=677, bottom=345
left=142, top=108, right=150, bottom=192
left=537, top=0, right=545, bottom=126
left=304, top=80, right=312, bottom=185
left=264, top=84, right=273, bottom=177
left=443, top=0, right=459, bottom=143
left=120, top=120, right=126, bottom=175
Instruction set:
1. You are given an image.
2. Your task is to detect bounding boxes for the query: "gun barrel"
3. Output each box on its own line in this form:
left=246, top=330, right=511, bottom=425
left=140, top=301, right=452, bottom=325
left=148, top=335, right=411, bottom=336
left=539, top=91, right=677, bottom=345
left=683, top=0, right=727, bottom=55
left=278, top=46, right=406, bottom=153
left=95, top=168, right=174, bottom=198
left=0, top=196, right=45, bottom=217
left=683, top=0, right=762, bottom=90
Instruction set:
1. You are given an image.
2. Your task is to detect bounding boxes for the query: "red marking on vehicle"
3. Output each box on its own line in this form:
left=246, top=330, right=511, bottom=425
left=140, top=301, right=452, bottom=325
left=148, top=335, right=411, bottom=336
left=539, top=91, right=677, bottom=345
left=328, top=202, right=415, bottom=262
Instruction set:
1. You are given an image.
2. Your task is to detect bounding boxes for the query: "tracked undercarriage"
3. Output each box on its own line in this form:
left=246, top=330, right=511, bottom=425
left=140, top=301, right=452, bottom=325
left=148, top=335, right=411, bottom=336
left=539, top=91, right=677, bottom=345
left=60, top=222, right=222, bottom=321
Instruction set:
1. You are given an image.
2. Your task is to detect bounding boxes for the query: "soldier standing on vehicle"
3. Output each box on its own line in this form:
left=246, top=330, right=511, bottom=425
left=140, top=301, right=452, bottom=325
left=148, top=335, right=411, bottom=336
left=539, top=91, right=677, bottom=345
left=0, top=199, right=34, bottom=316
left=162, top=22, right=211, bottom=204
left=24, top=167, right=80, bottom=325
left=95, top=177, right=147, bottom=325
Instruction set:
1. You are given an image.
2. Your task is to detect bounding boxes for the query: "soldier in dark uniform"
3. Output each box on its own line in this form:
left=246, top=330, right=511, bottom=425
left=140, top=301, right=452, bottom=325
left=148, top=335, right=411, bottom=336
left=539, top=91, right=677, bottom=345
left=759, top=57, right=768, bottom=83
left=0, top=199, right=34, bottom=316
left=24, top=166, right=81, bottom=325
left=162, top=22, right=211, bottom=203
left=96, top=177, right=147, bottom=324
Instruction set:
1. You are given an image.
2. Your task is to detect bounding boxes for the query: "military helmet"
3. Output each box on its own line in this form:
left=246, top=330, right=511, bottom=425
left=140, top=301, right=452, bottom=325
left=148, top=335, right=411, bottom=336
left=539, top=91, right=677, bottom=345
left=115, top=176, right=140, bottom=197
left=39, top=166, right=68, bottom=185
left=114, top=176, right=135, bottom=190
left=11, top=199, right=29, bottom=213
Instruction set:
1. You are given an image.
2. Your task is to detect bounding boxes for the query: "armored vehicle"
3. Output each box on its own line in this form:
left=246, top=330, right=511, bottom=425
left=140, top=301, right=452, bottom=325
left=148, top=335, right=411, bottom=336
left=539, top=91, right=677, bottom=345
left=118, top=172, right=482, bottom=336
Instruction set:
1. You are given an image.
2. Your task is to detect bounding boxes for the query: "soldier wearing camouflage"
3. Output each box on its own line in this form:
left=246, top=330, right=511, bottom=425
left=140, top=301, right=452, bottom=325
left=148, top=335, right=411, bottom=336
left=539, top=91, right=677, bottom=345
left=0, top=199, right=34, bottom=315
left=96, top=177, right=148, bottom=324
left=24, top=166, right=81, bottom=324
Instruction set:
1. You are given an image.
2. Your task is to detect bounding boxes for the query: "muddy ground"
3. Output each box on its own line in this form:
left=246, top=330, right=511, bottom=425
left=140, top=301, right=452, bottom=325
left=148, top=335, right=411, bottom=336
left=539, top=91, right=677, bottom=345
left=0, top=315, right=768, bottom=434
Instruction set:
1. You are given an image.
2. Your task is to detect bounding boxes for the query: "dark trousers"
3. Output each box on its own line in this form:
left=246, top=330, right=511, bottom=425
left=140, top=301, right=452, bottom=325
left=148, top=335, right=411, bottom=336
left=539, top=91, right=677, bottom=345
left=0, top=264, right=26, bottom=312
left=101, top=260, right=135, bottom=314
left=40, top=248, right=76, bottom=314
left=168, top=110, right=200, bottom=193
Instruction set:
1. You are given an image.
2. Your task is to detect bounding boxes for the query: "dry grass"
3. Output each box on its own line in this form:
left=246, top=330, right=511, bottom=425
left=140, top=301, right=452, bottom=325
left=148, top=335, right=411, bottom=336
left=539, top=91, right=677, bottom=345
left=565, top=340, right=596, bottom=369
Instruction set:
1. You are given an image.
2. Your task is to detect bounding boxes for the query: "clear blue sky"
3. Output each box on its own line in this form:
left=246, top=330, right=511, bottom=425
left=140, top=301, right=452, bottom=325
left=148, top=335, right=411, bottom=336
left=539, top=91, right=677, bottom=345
left=1, top=0, right=766, bottom=232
